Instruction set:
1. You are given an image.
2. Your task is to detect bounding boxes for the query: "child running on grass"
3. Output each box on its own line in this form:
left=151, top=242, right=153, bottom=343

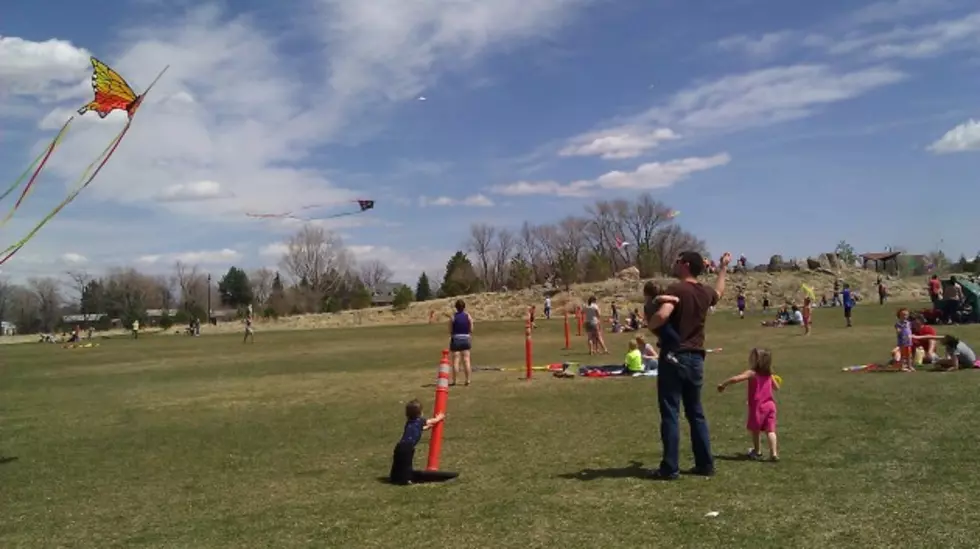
left=736, top=290, right=746, bottom=319
left=802, top=296, right=812, bottom=336
left=842, top=283, right=854, bottom=328
left=243, top=315, right=254, bottom=343
left=718, top=348, right=780, bottom=462
left=390, top=400, right=446, bottom=485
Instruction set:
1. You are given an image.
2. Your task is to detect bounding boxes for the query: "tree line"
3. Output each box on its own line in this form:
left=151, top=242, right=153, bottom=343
left=422, top=194, right=704, bottom=298
left=0, top=194, right=702, bottom=334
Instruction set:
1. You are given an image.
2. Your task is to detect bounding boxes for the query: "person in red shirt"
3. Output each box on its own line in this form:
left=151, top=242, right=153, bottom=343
left=928, top=275, right=941, bottom=308
left=910, top=315, right=938, bottom=363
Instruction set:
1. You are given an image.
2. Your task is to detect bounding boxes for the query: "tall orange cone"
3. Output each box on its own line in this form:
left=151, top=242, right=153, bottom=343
left=426, top=349, right=451, bottom=470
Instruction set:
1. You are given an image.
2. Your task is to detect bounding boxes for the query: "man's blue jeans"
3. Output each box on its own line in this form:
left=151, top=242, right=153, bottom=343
left=656, top=351, right=713, bottom=475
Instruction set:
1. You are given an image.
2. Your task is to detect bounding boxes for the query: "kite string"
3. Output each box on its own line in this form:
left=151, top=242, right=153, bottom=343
left=0, top=118, right=74, bottom=229
left=0, top=121, right=131, bottom=266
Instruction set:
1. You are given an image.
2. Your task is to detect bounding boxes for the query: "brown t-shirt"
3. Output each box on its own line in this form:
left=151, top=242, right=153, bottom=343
left=664, top=281, right=719, bottom=352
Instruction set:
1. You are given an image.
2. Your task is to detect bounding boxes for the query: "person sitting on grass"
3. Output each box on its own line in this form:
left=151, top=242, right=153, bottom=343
left=636, top=335, right=658, bottom=373
left=624, top=340, right=647, bottom=375
left=390, top=400, right=446, bottom=485
left=910, top=315, right=939, bottom=364
left=900, top=334, right=977, bottom=371
left=761, top=305, right=792, bottom=327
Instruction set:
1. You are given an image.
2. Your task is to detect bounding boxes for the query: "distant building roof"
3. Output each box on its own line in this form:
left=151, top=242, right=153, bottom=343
left=62, top=313, right=107, bottom=322
left=860, top=252, right=901, bottom=261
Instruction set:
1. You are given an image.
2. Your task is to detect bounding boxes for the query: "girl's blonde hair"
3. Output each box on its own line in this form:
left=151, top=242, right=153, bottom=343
left=628, top=340, right=638, bottom=351
left=750, top=347, right=773, bottom=376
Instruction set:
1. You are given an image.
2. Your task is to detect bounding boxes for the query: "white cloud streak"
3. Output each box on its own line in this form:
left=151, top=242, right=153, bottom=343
left=927, top=119, right=980, bottom=153
left=492, top=153, right=731, bottom=197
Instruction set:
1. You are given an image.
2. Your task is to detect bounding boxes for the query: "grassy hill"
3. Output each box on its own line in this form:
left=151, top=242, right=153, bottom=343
left=201, top=267, right=936, bottom=334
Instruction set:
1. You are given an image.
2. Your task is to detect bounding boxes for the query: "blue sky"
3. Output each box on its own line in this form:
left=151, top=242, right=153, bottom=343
left=2, top=0, right=980, bottom=284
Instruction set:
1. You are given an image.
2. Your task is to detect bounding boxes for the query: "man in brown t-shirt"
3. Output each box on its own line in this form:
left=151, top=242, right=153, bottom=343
left=645, top=250, right=730, bottom=480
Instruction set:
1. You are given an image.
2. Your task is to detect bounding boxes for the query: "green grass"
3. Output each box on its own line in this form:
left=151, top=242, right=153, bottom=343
left=3, top=303, right=980, bottom=548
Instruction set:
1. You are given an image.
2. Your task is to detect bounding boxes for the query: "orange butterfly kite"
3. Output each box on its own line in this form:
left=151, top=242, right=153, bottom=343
left=77, top=57, right=159, bottom=119
left=0, top=56, right=168, bottom=267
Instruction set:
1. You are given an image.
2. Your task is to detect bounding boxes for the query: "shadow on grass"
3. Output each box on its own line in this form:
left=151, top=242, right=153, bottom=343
left=558, top=460, right=648, bottom=481
left=0, top=456, right=19, bottom=465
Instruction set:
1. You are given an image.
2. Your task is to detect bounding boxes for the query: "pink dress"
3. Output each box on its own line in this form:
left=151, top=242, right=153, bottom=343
left=746, top=373, right=777, bottom=433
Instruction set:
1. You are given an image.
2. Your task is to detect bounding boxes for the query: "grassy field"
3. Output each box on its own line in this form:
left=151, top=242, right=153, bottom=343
left=3, top=302, right=980, bottom=548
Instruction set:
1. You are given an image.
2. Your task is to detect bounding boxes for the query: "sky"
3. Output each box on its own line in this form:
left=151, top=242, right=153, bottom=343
left=2, top=0, right=980, bottom=286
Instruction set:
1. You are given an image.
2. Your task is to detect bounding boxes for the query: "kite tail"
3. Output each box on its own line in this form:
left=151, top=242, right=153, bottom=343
left=0, top=121, right=131, bottom=266
left=0, top=118, right=74, bottom=228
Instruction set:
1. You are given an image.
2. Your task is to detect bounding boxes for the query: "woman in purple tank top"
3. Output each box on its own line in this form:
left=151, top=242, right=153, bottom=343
left=448, top=299, right=474, bottom=386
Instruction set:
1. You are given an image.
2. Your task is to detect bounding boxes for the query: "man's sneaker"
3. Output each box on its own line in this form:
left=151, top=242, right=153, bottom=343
left=684, top=466, right=715, bottom=477
left=647, top=469, right=679, bottom=481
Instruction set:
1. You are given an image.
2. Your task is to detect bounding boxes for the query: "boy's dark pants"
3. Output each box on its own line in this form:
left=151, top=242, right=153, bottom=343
left=390, top=441, right=415, bottom=485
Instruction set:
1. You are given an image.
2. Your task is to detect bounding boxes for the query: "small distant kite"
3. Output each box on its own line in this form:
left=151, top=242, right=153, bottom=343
left=417, top=96, right=427, bottom=101
left=615, top=235, right=629, bottom=249
left=247, top=199, right=375, bottom=222
left=0, top=56, right=168, bottom=266
left=667, top=209, right=680, bottom=219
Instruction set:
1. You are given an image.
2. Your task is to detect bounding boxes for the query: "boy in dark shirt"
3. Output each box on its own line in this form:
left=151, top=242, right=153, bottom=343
left=390, top=399, right=446, bottom=485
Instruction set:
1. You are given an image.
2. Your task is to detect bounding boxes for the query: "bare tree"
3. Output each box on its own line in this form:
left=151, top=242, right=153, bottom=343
left=359, top=260, right=393, bottom=292
left=651, top=225, right=706, bottom=274
left=29, top=277, right=62, bottom=332
left=155, top=275, right=176, bottom=311
left=174, top=261, right=207, bottom=312
left=0, top=277, right=11, bottom=323
left=467, top=223, right=495, bottom=287
left=518, top=221, right=545, bottom=284
left=279, top=225, right=351, bottom=295
left=250, top=268, right=274, bottom=305
left=490, top=229, right=515, bottom=290
left=65, top=270, right=91, bottom=313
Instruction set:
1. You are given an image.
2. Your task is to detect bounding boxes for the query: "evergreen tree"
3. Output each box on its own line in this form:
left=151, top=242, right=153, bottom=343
left=218, top=267, right=253, bottom=309
left=415, top=272, right=432, bottom=302
left=440, top=251, right=482, bottom=297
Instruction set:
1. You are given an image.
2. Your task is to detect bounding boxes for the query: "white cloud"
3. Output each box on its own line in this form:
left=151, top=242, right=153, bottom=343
left=846, top=0, right=963, bottom=25
left=643, top=65, right=907, bottom=132
left=259, top=242, right=289, bottom=258
left=347, top=244, right=449, bottom=283
left=0, top=36, right=91, bottom=97
left=715, top=32, right=795, bottom=58
left=61, top=252, right=87, bottom=264
left=558, top=127, right=680, bottom=159
left=137, top=248, right=241, bottom=265
left=490, top=180, right=593, bottom=197
left=420, top=194, right=495, bottom=207
left=557, top=65, right=905, bottom=153
left=310, top=0, right=594, bottom=129
left=927, top=119, right=980, bottom=153
left=156, top=180, right=229, bottom=202
left=808, top=10, right=980, bottom=59
left=492, top=153, right=730, bottom=197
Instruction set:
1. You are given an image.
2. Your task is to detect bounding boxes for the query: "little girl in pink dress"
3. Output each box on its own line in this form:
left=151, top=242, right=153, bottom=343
left=718, top=348, right=780, bottom=461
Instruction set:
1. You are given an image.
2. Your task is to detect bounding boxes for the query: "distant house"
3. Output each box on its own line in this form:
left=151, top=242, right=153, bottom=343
left=1, top=321, right=16, bottom=336
left=62, top=313, right=108, bottom=324
left=146, top=309, right=179, bottom=319
left=371, top=283, right=404, bottom=306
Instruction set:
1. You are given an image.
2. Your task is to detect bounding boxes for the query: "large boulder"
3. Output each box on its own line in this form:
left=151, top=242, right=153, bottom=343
left=767, top=255, right=784, bottom=273
left=806, top=257, right=822, bottom=270
left=825, top=253, right=840, bottom=269
left=616, top=266, right=640, bottom=281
